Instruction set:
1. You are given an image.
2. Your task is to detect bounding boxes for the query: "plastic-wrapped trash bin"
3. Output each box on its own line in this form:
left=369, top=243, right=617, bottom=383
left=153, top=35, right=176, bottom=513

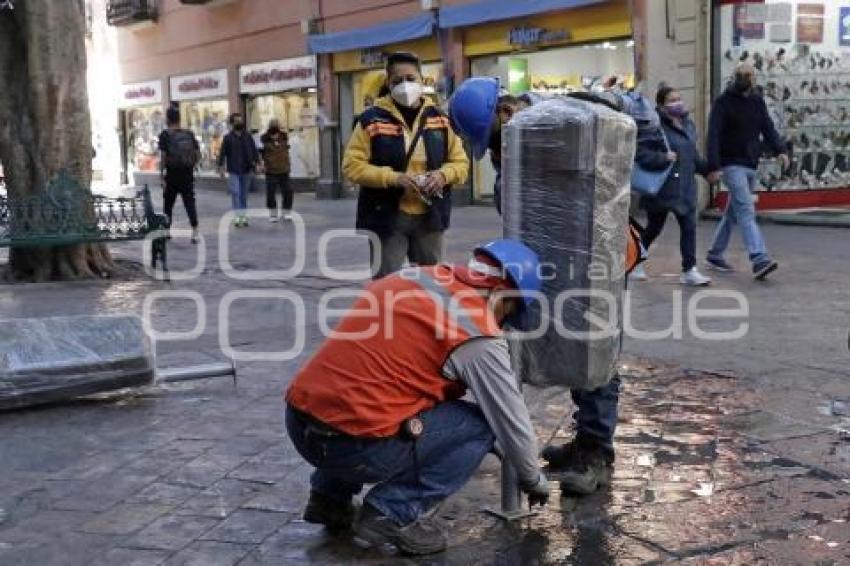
left=503, top=96, right=635, bottom=390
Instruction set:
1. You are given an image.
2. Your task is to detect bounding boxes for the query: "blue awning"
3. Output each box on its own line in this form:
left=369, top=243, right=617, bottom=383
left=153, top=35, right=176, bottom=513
left=308, top=13, right=435, bottom=54
left=438, top=0, right=605, bottom=29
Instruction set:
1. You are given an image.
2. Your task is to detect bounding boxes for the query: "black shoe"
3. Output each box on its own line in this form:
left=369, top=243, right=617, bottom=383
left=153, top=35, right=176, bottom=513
left=753, top=260, right=778, bottom=281
left=303, top=491, right=355, bottom=533
left=542, top=437, right=614, bottom=496
left=355, top=504, right=447, bottom=555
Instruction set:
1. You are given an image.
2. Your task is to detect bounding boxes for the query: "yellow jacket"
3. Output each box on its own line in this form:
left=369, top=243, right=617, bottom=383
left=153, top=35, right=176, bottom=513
left=342, top=95, right=469, bottom=215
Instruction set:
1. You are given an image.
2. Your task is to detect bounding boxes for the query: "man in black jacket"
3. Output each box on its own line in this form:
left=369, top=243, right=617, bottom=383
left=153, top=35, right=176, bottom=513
left=705, top=63, right=788, bottom=280
left=217, top=113, right=260, bottom=227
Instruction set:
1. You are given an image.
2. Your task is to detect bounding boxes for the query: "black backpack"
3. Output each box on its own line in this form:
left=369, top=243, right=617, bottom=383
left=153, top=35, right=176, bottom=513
left=164, top=129, right=199, bottom=169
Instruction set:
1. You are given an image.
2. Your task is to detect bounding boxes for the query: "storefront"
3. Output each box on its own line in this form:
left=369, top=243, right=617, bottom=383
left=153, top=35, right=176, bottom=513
left=169, top=68, right=230, bottom=177
left=119, top=79, right=164, bottom=184
left=712, top=0, right=850, bottom=209
left=240, top=55, right=321, bottom=181
left=332, top=37, right=445, bottom=150
left=459, top=1, right=634, bottom=198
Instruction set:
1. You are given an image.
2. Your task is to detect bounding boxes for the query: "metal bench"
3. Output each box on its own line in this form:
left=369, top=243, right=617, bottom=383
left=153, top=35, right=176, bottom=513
left=0, top=170, right=170, bottom=272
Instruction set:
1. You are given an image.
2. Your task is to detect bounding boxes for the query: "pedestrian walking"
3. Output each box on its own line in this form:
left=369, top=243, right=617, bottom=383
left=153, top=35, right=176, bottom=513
left=260, top=119, right=293, bottom=222
left=342, top=51, right=469, bottom=278
left=285, top=239, right=549, bottom=555
left=632, top=85, right=720, bottom=286
left=706, top=63, right=788, bottom=280
left=217, top=113, right=261, bottom=227
left=158, top=107, right=201, bottom=243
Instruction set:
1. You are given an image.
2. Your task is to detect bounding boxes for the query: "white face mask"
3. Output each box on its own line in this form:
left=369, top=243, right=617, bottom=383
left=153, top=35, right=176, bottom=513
left=391, top=81, right=423, bottom=108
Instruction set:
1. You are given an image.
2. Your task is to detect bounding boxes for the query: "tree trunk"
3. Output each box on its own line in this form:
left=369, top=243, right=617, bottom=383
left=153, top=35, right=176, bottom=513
left=0, top=0, right=113, bottom=282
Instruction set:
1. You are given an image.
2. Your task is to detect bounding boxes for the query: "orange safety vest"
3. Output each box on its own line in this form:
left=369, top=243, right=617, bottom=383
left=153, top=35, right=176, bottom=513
left=285, top=265, right=502, bottom=438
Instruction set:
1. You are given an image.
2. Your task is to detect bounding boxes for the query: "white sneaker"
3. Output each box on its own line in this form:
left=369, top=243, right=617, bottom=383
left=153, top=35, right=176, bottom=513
left=680, top=267, right=712, bottom=286
left=631, top=264, right=649, bottom=281
left=283, top=212, right=293, bottom=221
left=269, top=214, right=279, bottom=223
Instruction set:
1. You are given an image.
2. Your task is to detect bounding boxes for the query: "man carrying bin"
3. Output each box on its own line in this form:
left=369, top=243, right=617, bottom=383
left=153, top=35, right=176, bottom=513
left=450, top=78, right=643, bottom=496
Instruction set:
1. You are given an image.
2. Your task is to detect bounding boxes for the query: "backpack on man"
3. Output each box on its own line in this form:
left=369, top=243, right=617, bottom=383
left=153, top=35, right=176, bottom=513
left=164, top=129, right=200, bottom=170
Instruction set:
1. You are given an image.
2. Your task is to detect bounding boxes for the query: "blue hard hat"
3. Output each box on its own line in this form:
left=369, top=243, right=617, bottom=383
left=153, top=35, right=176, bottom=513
left=448, top=77, right=499, bottom=160
left=474, top=239, right=541, bottom=308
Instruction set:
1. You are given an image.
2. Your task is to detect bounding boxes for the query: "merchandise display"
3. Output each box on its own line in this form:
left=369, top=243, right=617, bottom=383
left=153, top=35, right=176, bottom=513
left=718, top=1, right=850, bottom=192
left=502, top=97, right=635, bottom=391
left=124, top=105, right=164, bottom=174
left=179, top=100, right=229, bottom=175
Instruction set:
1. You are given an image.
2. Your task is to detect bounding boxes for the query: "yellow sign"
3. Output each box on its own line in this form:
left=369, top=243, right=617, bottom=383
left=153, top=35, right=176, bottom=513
left=333, top=37, right=441, bottom=73
left=463, top=1, right=631, bottom=57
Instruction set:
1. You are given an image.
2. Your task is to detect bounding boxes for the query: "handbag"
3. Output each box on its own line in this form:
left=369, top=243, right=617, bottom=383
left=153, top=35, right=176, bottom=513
left=631, top=128, right=674, bottom=197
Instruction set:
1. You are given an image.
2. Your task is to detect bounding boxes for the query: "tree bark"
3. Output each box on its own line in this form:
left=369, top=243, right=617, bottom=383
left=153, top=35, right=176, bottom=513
left=0, top=0, right=113, bottom=281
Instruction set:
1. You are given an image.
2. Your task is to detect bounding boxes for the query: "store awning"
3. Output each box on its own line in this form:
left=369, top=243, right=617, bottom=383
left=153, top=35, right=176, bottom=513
left=308, top=13, right=435, bottom=54
left=438, top=0, right=606, bottom=29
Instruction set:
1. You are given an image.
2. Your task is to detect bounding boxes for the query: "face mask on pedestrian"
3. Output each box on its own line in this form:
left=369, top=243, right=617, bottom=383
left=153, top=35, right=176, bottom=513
left=664, top=101, right=689, bottom=118
left=391, top=80, right=423, bottom=108
left=733, top=74, right=753, bottom=94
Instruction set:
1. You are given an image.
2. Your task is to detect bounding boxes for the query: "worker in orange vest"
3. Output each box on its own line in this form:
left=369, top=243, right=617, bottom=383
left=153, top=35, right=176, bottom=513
left=284, top=239, right=549, bottom=555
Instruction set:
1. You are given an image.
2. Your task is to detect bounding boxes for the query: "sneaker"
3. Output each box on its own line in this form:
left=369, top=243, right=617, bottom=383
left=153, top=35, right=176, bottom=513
left=706, top=256, right=734, bottom=272
left=191, top=228, right=200, bottom=245
left=355, top=503, right=447, bottom=555
left=303, top=491, right=355, bottom=533
left=231, top=216, right=242, bottom=228
left=269, top=213, right=279, bottom=223
left=753, top=259, right=778, bottom=280
left=630, top=264, right=649, bottom=281
left=680, top=267, right=711, bottom=286
left=543, top=437, right=613, bottom=496
left=283, top=212, right=293, bottom=221
left=240, top=216, right=249, bottom=227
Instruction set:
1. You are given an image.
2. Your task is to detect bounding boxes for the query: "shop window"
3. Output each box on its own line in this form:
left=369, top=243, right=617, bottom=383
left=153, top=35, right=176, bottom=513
left=717, top=1, right=850, bottom=191
left=124, top=105, right=164, bottom=176
left=246, top=90, right=320, bottom=179
left=179, top=99, right=229, bottom=175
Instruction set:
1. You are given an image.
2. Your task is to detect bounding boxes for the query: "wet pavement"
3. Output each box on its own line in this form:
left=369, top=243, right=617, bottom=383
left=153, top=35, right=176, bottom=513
left=0, top=191, right=848, bottom=565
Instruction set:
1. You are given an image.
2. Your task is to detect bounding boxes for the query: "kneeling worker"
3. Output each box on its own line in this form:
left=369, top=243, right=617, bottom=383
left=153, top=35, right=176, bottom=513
left=284, top=239, right=550, bottom=555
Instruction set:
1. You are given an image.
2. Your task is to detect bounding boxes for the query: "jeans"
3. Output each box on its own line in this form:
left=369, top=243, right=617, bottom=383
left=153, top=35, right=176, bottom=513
left=642, top=205, right=697, bottom=272
left=163, top=168, right=198, bottom=228
left=708, top=166, right=770, bottom=265
left=286, top=401, right=494, bottom=526
left=570, top=374, right=621, bottom=460
left=266, top=173, right=293, bottom=212
left=227, top=173, right=252, bottom=211
left=370, top=212, right=444, bottom=279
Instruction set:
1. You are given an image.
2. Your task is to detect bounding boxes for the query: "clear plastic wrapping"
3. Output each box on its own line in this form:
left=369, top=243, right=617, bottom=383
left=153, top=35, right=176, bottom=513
left=0, top=315, right=155, bottom=410
left=503, top=97, right=636, bottom=390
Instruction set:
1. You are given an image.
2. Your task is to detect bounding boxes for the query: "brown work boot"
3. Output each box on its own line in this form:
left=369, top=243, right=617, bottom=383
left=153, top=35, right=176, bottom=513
left=542, top=437, right=614, bottom=496
left=355, top=504, right=447, bottom=555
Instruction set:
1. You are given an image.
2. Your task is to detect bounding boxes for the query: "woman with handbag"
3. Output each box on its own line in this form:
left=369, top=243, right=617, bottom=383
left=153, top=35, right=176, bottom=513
left=632, top=85, right=721, bottom=286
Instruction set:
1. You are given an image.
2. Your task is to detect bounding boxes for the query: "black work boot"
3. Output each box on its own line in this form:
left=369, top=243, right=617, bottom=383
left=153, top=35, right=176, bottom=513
left=542, top=437, right=614, bottom=496
left=303, top=491, right=356, bottom=533
left=355, top=503, right=447, bottom=555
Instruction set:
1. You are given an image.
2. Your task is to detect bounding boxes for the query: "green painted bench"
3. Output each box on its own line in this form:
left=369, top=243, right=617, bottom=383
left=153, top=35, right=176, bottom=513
left=0, top=171, right=170, bottom=271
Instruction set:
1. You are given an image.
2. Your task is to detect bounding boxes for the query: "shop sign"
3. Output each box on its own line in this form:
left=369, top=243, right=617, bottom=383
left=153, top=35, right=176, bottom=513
left=169, top=68, right=228, bottom=101
left=120, top=79, right=161, bottom=108
left=508, top=26, right=570, bottom=48
left=239, top=55, right=317, bottom=94
left=360, top=48, right=386, bottom=68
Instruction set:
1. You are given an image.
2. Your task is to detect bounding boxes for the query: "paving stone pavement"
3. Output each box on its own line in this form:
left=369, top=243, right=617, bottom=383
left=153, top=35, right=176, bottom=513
left=0, top=191, right=848, bottom=565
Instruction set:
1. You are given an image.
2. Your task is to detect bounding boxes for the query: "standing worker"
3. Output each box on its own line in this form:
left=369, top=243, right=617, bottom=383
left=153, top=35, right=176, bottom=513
left=217, top=113, right=261, bottom=228
left=285, top=239, right=549, bottom=555
left=705, top=63, right=788, bottom=279
left=450, top=78, right=645, bottom=496
left=158, top=107, right=201, bottom=244
left=260, top=119, right=293, bottom=222
left=343, top=51, right=469, bottom=278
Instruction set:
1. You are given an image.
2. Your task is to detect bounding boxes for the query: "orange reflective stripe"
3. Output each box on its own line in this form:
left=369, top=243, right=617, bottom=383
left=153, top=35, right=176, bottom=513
left=365, top=123, right=403, bottom=137
left=424, top=116, right=450, bottom=129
